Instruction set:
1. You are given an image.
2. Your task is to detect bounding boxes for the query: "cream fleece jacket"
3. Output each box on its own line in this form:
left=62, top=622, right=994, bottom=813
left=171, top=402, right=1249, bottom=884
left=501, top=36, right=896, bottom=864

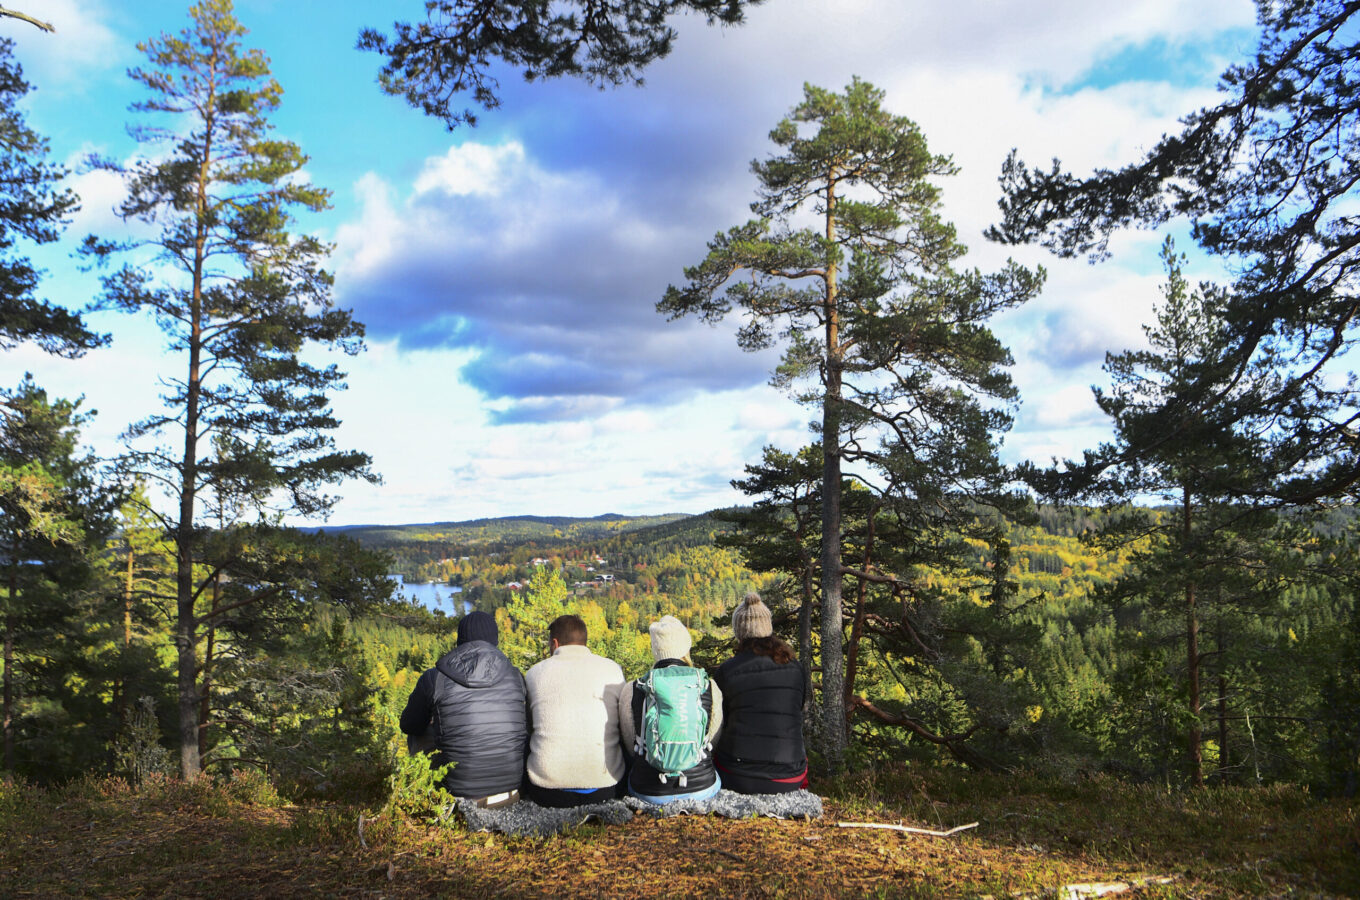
left=524, top=644, right=626, bottom=789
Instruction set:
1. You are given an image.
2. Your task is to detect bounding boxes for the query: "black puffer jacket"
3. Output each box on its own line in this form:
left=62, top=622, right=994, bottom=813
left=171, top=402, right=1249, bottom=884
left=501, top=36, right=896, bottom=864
left=400, top=641, right=526, bottom=798
left=712, top=651, right=806, bottom=778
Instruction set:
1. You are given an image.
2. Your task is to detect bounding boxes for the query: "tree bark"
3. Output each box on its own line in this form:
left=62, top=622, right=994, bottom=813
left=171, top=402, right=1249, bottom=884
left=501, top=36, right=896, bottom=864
left=1215, top=618, right=1227, bottom=781
left=842, top=511, right=876, bottom=712
left=198, top=575, right=219, bottom=760
left=3, top=564, right=14, bottom=774
left=818, top=167, right=847, bottom=769
left=1183, top=483, right=1203, bottom=788
left=175, top=59, right=218, bottom=781
left=850, top=696, right=1003, bottom=771
left=175, top=275, right=204, bottom=780
left=114, top=547, right=133, bottom=743
left=1217, top=671, right=1228, bottom=780
left=798, top=546, right=814, bottom=710
left=124, top=549, right=133, bottom=649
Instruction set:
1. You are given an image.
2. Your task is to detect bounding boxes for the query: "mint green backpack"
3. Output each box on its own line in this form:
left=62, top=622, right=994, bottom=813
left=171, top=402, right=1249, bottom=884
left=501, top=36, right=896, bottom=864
left=634, top=666, right=710, bottom=787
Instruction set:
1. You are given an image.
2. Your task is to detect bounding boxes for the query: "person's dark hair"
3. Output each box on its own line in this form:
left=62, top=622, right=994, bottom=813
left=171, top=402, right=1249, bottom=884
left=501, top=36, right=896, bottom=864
left=737, top=635, right=795, bottom=664
left=548, top=613, right=588, bottom=646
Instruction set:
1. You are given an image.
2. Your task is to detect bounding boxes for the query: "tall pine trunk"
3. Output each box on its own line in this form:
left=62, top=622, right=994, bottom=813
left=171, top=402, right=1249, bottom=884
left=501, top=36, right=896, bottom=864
left=175, top=88, right=216, bottom=780
left=198, top=576, right=220, bottom=760
left=111, top=547, right=134, bottom=770
left=843, top=513, right=876, bottom=711
left=175, top=254, right=205, bottom=780
left=3, top=564, right=14, bottom=774
left=1183, top=483, right=1204, bottom=787
left=798, top=552, right=814, bottom=710
left=818, top=170, right=846, bottom=769
left=819, top=385, right=844, bottom=766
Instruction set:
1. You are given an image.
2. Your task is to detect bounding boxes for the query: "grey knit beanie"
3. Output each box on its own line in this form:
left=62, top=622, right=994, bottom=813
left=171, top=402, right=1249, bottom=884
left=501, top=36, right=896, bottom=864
left=649, top=615, right=692, bottom=662
left=732, top=591, right=773, bottom=641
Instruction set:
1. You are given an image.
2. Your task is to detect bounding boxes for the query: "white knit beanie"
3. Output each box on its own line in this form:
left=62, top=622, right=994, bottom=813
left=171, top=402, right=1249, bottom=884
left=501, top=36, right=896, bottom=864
left=649, top=615, right=692, bottom=662
left=732, top=591, right=773, bottom=641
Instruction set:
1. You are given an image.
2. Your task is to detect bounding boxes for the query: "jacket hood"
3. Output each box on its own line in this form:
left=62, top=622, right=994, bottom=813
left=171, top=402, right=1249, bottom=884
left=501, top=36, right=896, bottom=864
left=436, top=641, right=518, bottom=689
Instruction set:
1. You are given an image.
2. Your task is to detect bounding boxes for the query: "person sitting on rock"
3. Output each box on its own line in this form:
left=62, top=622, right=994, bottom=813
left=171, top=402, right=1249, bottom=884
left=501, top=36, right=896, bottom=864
left=712, top=593, right=809, bottom=793
left=399, top=610, right=526, bottom=808
left=522, top=614, right=628, bottom=807
left=619, top=615, right=724, bottom=804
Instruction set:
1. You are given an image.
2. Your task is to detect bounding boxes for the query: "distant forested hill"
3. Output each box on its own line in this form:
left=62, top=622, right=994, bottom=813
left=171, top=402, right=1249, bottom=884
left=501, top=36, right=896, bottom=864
left=322, top=512, right=721, bottom=580
left=321, top=513, right=691, bottom=566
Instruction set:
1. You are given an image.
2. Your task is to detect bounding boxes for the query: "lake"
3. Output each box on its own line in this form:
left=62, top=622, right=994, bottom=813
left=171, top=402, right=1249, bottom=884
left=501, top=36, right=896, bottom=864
left=389, top=575, right=469, bottom=614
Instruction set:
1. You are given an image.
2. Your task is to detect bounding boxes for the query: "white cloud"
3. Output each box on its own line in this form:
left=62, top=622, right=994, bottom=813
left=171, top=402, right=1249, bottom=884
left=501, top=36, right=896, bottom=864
left=413, top=141, right=528, bottom=197
left=1028, top=384, right=1106, bottom=430
left=343, top=173, right=401, bottom=278
left=0, top=311, right=168, bottom=451
left=736, top=399, right=802, bottom=433
left=5, top=0, right=122, bottom=93
left=63, top=163, right=125, bottom=237
left=333, top=137, right=776, bottom=419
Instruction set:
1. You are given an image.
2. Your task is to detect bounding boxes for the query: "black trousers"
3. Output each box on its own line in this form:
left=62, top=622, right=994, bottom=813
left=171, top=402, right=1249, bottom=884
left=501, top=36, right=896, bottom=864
left=520, top=776, right=624, bottom=808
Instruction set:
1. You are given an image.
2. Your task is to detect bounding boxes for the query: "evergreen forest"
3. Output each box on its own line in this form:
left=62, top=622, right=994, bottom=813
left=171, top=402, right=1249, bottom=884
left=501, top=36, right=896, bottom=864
left=7, top=494, right=1357, bottom=793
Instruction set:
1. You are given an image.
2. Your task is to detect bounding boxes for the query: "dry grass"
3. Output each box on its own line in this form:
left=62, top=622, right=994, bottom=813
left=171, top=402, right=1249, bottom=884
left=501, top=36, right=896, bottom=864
left=2, top=765, right=1355, bottom=898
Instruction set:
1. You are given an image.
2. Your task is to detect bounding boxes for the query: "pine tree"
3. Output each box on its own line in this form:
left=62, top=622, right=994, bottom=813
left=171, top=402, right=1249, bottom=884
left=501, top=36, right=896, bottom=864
left=498, top=564, right=570, bottom=671
left=717, top=444, right=821, bottom=696
left=85, top=0, right=377, bottom=779
left=1319, top=572, right=1360, bottom=794
left=0, top=39, right=102, bottom=356
left=1040, top=240, right=1315, bottom=785
left=106, top=487, right=175, bottom=750
left=660, top=79, right=1043, bottom=768
left=195, top=528, right=393, bottom=790
left=359, top=0, right=762, bottom=128
left=992, top=0, right=1360, bottom=509
left=0, top=376, right=114, bottom=776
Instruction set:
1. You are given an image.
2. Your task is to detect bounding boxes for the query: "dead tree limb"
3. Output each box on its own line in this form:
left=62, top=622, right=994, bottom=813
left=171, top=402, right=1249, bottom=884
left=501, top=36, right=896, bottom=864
left=849, top=695, right=1008, bottom=772
left=0, top=7, right=55, bottom=32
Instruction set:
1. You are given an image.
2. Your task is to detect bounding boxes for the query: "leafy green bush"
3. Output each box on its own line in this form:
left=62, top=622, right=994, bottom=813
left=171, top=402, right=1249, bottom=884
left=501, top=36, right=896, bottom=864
left=221, top=767, right=284, bottom=807
left=382, top=752, right=457, bottom=827
left=112, top=696, right=172, bottom=786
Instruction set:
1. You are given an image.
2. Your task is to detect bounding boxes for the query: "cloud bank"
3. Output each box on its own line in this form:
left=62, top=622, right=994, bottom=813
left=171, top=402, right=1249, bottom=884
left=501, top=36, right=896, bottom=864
left=335, top=140, right=780, bottom=423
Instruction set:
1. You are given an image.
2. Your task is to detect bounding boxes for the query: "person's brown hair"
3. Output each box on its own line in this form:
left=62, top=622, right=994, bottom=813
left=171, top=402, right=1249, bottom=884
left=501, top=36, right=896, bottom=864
left=737, top=635, right=795, bottom=664
left=548, top=614, right=588, bottom=646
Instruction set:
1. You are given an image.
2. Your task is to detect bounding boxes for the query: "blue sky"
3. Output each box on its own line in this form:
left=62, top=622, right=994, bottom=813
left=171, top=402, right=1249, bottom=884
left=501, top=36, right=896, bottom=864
left=2, top=0, right=1259, bottom=525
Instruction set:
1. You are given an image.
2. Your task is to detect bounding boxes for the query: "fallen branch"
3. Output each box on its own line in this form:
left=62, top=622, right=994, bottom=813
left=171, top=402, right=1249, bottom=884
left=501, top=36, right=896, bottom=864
left=358, top=813, right=368, bottom=850
left=837, top=820, right=979, bottom=838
